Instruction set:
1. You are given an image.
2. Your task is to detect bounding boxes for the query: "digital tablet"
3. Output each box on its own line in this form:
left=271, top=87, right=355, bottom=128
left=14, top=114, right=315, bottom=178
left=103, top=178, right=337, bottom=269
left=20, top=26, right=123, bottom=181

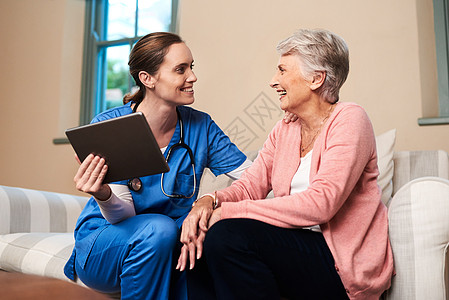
left=65, top=112, right=170, bottom=183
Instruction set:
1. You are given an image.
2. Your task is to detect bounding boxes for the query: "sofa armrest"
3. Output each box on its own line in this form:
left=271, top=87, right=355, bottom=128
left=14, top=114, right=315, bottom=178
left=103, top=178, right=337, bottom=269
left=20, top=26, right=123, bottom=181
left=385, top=177, right=449, bottom=300
left=197, top=150, right=260, bottom=196
left=0, top=185, right=89, bottom=235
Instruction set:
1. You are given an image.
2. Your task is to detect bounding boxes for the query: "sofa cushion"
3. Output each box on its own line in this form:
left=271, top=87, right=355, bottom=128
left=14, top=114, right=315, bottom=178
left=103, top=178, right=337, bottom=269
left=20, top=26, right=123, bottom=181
left=0, top=185, right=89, bottom=235
left=375, top=129, right=396, bottom=205
left=0, top=233, right=74, bottom=281
left=386, top=177, right=449, bottom=300
left=0, top=232, right=121, bottom=299
left=198, top=150, right=260, bottom=195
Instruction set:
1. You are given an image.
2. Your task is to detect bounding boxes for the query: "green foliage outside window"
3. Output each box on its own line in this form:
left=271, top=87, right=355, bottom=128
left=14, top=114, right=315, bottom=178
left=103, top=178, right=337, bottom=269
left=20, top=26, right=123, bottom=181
left=106, top=59, right=129, bottom=109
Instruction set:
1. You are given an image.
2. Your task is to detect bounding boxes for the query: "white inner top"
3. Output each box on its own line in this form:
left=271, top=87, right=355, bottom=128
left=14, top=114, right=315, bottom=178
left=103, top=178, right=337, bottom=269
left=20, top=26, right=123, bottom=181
left=290, top=150, right=321, bottom=232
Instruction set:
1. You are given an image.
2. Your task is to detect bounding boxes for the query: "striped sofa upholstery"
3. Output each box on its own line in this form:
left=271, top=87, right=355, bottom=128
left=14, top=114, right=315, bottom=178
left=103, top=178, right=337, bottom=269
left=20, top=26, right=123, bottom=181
left=0, top=186, right=88, bottom=282
left=392, top=150, right=449, bottom=195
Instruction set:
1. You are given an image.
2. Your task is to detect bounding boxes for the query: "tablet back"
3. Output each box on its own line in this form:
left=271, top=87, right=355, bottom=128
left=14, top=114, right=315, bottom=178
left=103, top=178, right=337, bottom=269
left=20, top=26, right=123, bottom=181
left=65, top=112, right=169, bottom=183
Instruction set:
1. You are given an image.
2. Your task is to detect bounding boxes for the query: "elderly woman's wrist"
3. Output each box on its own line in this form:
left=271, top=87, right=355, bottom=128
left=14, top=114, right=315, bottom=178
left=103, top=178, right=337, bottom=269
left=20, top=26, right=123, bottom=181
left=192, top=192, right=218, bottom=209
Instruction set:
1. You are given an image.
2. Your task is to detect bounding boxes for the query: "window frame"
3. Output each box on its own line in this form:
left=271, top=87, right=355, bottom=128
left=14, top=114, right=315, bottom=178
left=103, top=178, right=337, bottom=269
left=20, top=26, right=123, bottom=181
left=418, top=0, right=449, bottom=125
left=79, top=0, right=179, bottom=125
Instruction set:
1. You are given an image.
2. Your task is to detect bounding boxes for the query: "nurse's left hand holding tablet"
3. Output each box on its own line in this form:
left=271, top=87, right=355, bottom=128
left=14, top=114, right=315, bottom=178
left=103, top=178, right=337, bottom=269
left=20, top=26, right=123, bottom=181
left=74, top=153, right=111, bottom=201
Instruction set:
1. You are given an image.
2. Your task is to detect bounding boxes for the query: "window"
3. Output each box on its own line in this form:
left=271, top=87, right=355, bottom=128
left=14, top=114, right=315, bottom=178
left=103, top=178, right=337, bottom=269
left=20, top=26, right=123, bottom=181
left=80, top=0, right=178, bottom=125
left=418, top=0, right=449, bottom=125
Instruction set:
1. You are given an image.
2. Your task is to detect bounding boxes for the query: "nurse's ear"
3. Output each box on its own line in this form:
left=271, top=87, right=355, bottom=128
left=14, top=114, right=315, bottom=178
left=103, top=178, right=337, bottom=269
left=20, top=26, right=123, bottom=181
left=139, top=71, right=156, bottom=89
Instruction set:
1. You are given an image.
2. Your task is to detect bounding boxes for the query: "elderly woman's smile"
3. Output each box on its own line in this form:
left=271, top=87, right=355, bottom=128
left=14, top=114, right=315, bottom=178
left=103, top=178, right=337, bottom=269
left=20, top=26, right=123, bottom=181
left=276, top=89, right=287, bottom=99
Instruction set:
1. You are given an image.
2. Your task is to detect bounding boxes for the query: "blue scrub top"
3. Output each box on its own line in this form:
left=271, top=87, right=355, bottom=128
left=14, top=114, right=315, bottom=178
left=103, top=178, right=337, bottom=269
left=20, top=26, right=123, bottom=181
left=64, top=102, right=246, bottom=279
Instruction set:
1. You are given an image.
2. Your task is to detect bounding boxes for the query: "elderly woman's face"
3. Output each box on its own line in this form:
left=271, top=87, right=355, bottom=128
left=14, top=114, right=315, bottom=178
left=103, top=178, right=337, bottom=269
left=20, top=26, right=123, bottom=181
left=269, top=54, right=313, bottom=113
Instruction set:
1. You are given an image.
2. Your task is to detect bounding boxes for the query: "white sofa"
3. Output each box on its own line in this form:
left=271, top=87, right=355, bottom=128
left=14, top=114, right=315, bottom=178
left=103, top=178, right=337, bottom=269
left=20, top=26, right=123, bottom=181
left=0, top=130, right=448, bottom=299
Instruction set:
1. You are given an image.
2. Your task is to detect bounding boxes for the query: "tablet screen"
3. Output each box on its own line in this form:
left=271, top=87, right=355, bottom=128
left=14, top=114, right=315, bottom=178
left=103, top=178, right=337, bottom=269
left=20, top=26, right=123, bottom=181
left=65, top=112, right=169, bottom=183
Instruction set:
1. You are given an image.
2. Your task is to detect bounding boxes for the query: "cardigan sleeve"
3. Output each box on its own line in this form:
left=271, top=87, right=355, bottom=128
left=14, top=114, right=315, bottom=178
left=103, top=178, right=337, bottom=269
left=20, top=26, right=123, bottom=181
left=220, top=104, right=380, bottom=228
left=215, top=120, right=282, bottom=205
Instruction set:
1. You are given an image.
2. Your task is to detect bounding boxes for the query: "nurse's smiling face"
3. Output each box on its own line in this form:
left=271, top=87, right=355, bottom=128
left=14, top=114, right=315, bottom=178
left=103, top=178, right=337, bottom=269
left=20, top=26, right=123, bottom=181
left=151, top=43, right=197, bottom=106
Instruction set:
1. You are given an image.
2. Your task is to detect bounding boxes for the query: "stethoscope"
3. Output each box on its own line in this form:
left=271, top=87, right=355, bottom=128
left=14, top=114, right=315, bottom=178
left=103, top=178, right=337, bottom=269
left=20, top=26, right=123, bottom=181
left=127, top=101, right=197, bottom=199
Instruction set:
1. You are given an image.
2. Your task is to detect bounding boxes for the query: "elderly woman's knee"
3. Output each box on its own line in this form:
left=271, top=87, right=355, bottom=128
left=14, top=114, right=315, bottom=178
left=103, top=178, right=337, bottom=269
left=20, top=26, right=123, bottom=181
left=204, top=219, right=253, bottom=261
left=203, top=219, right=236, bottom=258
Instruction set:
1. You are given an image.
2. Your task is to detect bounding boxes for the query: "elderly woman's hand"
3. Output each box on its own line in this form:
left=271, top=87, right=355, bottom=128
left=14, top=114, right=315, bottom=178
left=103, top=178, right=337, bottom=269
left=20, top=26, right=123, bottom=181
left=283, top=111, right=299, bottom=124
left=208, top=207, right=222, bottom=229
left=177, top=195, right=215, bottom=271
left=74, top=154, right=111, bottom=200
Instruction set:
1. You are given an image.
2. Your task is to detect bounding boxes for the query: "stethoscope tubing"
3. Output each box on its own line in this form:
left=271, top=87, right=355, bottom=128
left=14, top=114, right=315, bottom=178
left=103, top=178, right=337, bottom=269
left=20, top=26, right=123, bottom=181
left=129, top=102, right=197, bottom=198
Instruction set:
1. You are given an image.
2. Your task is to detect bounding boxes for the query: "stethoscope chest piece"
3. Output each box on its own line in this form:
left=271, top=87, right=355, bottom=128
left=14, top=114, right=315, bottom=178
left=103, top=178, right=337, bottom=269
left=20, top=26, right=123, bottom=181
left=128, top=177, right=142, bottom=192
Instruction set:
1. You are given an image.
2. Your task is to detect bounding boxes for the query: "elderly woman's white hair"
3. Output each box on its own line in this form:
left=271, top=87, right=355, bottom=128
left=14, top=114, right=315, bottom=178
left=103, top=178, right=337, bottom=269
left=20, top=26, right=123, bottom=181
left=276, top=29, right=349, bottom=103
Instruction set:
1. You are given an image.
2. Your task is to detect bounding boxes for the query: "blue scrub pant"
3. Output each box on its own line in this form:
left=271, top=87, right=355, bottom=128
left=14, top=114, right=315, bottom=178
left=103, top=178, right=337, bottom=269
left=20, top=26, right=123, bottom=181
left=74, top=214, right=188, bottom=300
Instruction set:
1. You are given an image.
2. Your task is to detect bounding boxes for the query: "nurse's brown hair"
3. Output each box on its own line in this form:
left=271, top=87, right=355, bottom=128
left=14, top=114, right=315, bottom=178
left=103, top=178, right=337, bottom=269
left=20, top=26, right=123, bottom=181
left=123, top=32, right=183, bottom=105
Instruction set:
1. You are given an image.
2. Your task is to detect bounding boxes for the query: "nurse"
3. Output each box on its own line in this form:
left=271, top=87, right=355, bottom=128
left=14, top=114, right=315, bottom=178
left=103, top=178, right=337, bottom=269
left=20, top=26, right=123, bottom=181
left=63, top=32, right=250, bottom=299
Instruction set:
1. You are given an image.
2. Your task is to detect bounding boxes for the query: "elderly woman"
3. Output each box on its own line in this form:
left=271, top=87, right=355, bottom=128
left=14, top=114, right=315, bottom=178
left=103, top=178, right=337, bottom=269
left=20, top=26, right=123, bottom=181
left=179, top=29, right=394, bottom=300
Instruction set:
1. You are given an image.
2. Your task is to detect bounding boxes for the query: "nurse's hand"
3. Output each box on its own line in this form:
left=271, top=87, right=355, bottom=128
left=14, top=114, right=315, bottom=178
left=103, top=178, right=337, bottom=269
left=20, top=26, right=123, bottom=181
left=74, top=154, right=111, bottom=201
left=177, top=195, right=215, bottom=271
left=176, top=229, right=206, bottom=272
left=176, top=206, right=223, bottom=271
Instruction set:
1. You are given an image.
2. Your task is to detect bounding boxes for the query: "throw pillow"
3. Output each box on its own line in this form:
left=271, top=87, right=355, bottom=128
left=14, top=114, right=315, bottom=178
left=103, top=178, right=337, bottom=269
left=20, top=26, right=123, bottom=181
left=375, top=129, right=396, bottom=205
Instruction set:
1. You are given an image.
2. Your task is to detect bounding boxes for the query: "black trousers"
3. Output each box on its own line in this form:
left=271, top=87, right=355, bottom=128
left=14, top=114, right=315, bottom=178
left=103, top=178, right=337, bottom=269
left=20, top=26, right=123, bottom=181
left=187, top=218, right=349, bottom=300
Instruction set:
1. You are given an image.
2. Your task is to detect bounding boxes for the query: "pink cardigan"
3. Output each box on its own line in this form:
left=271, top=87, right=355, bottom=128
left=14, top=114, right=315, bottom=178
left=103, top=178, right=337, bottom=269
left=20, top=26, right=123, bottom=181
left=217, top=102, right=394, bottom=300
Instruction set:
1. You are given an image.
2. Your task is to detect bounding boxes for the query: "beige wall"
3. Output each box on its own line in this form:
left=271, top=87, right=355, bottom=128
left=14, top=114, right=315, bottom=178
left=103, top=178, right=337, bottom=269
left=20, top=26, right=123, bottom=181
left=0, top=0, right=448, bottom=195
left=0, top=0, right=84, bottom=194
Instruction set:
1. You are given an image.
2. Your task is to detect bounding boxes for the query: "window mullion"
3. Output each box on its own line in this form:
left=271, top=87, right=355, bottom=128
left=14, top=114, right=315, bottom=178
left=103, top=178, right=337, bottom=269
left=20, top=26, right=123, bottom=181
left=434, top=0, right=449, bottom=117
left=80, top=1, right=96, bottom=125
left=170, top=0, right=179, bottom=32
left=128, top=41, right=135, bottom=93
left=135, top=0, right=139, bottom=37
